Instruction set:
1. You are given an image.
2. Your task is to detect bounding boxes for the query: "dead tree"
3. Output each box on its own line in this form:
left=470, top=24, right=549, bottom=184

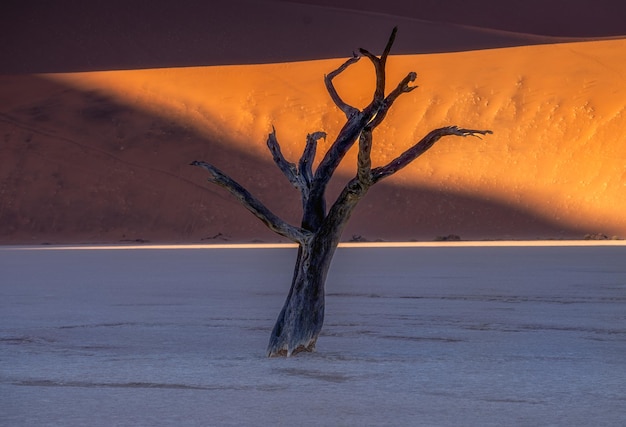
left=191, top=28, right=491, bottom=357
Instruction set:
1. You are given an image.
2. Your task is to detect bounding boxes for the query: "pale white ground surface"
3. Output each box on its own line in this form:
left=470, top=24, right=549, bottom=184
left=1, top=245, right=625, bottom=426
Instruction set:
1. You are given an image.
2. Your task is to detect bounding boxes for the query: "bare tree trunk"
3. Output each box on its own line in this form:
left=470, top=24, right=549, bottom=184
left=266, top=242, right=329, bottom=357
left=267, top=179, right=367, bottom=356
left=191, top=27, right=492, bottom=357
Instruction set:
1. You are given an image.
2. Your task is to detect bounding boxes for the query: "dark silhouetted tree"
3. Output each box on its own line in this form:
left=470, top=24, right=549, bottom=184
left=191, top=28, right=491, bottom=356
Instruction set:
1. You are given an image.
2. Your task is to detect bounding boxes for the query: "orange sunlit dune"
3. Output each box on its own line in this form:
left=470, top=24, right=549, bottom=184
left=39, top=38, right=626, bottom=241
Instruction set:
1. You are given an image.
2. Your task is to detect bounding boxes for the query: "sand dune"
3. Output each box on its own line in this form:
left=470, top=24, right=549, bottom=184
left=1, top=2, right=625, bottom=244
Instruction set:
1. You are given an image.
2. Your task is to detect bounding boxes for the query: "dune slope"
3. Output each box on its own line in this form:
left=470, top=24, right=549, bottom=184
left=1, top=38, right=625, bottom=243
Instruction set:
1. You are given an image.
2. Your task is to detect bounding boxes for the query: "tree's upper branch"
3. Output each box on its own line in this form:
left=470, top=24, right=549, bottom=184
left=190, top=160, right=311, bottom=243
left=371, top=126, right=493, bottom=183
left=380, top=26, right=397, bottom=65
left=324, top=53, right=361, bottom=118
left=359, top=48, right=385, bottom=111
left=356, top=72, right=417, bottom=186
left=314, top=50, right=370, bottom=190
left=306, top=27, right=405, bottom=226
left=267, top=128, right=301, bottom=189
left=360, top=27, right=398, bottom=115
left=390, top=71, right=418, bottom=97
left=268, top=128, right=328, bottom=208
left=358, top=26, right=396, bottom=70
left=323, top=126, right=491, bottom=238
left=313, top=28, right=402, bottom=199
left=311, top=113, right=369, bottom=191
left=299, top=131, right=326, bottom=188
left=368, top=72, right=418, bottom=129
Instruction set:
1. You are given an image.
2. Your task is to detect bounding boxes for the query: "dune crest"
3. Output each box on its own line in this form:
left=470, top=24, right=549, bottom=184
left=1, top=0, right=609, bottom=74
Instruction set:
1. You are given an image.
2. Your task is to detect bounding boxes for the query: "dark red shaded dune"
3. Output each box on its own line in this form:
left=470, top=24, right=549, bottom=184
left=283, top=0, right=626, bottom=38
left=3, top=0, right=625, bottom=74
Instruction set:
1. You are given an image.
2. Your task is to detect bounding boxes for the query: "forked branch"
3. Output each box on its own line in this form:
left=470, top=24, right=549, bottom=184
left=325, top=126, right=492, bottom=237
left=368, top=71, right=418, bottom=128
left=299, top=131, right=326, bottom=188
left=313, top=28, right=402, bottom=194
left=360, top=26, right=398, bottom=112
left=357, top=72, right=418, bottom=185
left=267, top=128, right=326, bottom=206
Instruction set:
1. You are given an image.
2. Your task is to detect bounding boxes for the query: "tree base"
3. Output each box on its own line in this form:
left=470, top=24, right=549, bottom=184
left=268, top=341, right=316, bottom=358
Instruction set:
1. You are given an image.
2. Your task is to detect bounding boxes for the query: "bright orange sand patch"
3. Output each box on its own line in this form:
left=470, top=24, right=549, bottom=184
left=45, top=39, right=626, bottom=238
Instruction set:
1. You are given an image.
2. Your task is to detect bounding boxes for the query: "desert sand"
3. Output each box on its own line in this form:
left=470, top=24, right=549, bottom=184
left=1, top=1, right=625, bottom=244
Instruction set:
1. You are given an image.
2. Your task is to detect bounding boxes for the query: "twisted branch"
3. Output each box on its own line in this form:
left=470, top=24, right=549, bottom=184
left=324, top=52, right=361, bottom=118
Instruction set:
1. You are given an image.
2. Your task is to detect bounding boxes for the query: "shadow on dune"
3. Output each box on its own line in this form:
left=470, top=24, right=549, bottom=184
left=4, top=0, right=626, bottom=74
left=0, top=75, right=588, bottom=244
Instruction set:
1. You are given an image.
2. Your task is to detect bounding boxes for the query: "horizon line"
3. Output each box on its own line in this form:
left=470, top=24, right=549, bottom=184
left=3, top=240, right=625, bottom=251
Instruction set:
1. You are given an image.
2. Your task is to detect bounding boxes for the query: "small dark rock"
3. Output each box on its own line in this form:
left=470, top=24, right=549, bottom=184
left=435, top=234, right=462, bottom=241
left=584, top=233, right=609, bottom=240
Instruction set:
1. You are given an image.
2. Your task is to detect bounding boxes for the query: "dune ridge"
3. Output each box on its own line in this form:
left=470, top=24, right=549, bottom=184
left=279, top=0, right=626, bottom=38
left=2, top=0, right=621, bottom=74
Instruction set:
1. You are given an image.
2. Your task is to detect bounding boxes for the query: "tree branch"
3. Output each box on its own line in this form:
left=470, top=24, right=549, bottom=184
left=357, top=127, right=373, bottom=185
left=299, top=131, right=325, bottom=188
left=360, top=27, right=398, bottom=114
left=356, top=71, right=417, bottom=186
left=359, top=47, right=385, bottom=110
left=307, top=113, right=369, bottom=227
left=266, top=128, right=301, bottom=189
left=324, top=52, right=361, bottom=118
left=307, top=27, right=402, bottom=227
left=380, top=26, right=397, bottom=66
left=190, top=160, right=311, bottom=243
left=371, top=126, right=493, bottom=183
left=368, top=71, right=418, bottom=129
